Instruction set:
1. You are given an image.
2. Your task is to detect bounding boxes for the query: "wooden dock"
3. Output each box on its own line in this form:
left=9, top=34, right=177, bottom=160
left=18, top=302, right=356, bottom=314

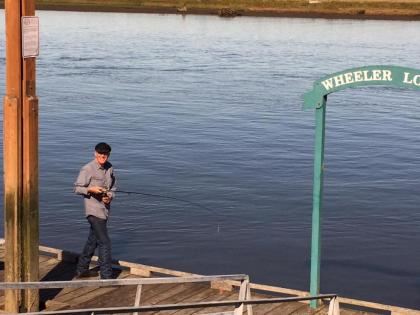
left=0, top=242, right=417, bottom=315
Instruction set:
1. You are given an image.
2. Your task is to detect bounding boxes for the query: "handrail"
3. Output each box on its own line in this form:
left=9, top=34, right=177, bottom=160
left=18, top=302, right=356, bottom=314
left=0, top=274, right=248, bottom=290
left=18, top=294, right=338, bottom=315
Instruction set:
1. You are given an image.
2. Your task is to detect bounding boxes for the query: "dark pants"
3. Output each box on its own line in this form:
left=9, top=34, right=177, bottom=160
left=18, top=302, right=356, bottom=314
left=77, top=215, right=113, bottom=279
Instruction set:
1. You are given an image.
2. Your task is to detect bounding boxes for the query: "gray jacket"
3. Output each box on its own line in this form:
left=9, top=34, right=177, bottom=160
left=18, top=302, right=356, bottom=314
left=74, top=159, right=117, bottom=219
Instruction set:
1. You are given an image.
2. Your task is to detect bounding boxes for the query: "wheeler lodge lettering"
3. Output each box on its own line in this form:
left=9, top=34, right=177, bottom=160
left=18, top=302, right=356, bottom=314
left=320, top=69, right=420, bottom=91
left=403, top=72, right=420, bottom=86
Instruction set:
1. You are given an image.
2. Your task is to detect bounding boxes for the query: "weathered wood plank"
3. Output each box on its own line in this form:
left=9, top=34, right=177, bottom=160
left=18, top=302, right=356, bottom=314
left=44, top=299, right=70, bottom=312
left=60, top=269, right=216, bottom=310
left=147, top=285, right=214, bottom=315
left=51, top=272, right=133, bottom=307
left=340, top=309, right=376, bottom=315
left=240, top=293, right=284, bottom=315
left=159, top=288, right=236, bottom=315
left=262, top=301, right=307, bottom=315
left=40, top=265, right=112, bottom=308
left=71, top=282, right=180, bottom=309
left=171, top=291, right=229, bottom=315
left=71, top=281, right=200, bottom=312
left=39, top=261, right=77, bottom=282
left=192, top=292, right=241, bottom=315
left=49, top=273, right=138, bottom=309
left=140, top=283, right=208, bottom=313
left=141, top=283, right=203, bottom=306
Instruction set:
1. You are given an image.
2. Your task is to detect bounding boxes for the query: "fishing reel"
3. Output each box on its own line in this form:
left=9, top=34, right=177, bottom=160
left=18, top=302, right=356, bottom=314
left=98, top=188, right=110, bottom=197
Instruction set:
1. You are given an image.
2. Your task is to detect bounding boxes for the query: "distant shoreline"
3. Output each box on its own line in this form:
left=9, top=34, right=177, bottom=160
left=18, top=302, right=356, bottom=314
left=1, top=1, right=420, bottom=21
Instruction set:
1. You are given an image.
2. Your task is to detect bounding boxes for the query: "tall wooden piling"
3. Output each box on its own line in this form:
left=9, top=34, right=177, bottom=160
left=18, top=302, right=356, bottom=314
left=3, top=0, right=39, bottom=312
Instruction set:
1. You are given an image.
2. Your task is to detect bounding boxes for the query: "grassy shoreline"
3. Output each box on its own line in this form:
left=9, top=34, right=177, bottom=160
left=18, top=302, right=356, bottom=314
left=1, top=0, right=420, bottom=20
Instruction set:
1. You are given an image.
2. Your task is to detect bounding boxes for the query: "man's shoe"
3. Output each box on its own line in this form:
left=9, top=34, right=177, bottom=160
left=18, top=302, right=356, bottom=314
left=75, top=270, right=98, bottom=279
left=100, top=269, right=114, bottom=280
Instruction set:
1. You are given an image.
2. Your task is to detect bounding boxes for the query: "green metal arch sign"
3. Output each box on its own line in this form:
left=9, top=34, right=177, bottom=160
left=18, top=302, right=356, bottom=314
left=304, top=64, right=420, bottom=308
left=303, top=65, right=420, bottom=109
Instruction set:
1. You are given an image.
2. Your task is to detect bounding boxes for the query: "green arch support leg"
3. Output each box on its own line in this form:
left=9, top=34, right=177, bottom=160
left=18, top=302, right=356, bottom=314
left=310, top=97, right=326, bottom=308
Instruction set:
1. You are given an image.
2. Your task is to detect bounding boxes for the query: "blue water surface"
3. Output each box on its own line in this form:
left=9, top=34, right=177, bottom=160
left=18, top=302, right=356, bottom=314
left=0, top=10, right=419, bottom=308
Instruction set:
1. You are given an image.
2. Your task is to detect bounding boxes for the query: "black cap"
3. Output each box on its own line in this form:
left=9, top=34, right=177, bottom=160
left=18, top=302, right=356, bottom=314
left=95, top=142, right=111, bottom=154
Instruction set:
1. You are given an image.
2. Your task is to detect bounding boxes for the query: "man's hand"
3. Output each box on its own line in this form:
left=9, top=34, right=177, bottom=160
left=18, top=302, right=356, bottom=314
left=102, top=196, right=111, bottom=204
left=88, top=186, right=106, bottom=195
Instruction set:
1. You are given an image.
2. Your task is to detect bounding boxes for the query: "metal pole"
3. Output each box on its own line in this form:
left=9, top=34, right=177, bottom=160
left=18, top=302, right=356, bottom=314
left=309, top=97, right=326, bottom=308
left=3, top=0, right=39, bottom=311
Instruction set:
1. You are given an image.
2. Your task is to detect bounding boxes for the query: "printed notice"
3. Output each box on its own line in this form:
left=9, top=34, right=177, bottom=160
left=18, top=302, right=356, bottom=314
left=22, top=16, right=39, bottom=58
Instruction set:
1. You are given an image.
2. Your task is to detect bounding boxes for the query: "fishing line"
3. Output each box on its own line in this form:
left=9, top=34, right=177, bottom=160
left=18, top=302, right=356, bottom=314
left=115, top=189, right=222, bottom=232
left=116, top=190, right=215, bottom=213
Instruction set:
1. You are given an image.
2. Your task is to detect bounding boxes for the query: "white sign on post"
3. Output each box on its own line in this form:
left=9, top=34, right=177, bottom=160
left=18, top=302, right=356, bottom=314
left=22, top=16, right=39, bottom=58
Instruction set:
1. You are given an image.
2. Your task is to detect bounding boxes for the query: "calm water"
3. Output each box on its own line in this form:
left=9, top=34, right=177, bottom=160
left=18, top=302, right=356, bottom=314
left=0, top=10, right=420, bottom=309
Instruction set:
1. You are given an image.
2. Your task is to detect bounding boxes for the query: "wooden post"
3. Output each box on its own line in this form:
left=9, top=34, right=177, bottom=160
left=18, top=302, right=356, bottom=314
left=246, top=281, right=253, bottom=315
left=309, top=97, right=326, bottom=309
left=3, top=0, right=39, bottom=312
left=233, top=279, right=248, bottom=315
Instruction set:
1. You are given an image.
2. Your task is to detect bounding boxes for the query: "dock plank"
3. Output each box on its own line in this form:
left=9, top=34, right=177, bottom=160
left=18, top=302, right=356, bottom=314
left=262, top=301, right=309, bottom=315
left=69, top=281, right=180, bottom=309
left=168, top=288, right=234, bottom=315
left=171, top=290, right=239, bottom=315
left=70, top=277, right=199, bottom=310
left=147, top=284, right=213, bottom=315
left=133, top=283, right=208, bottom=314
left=51, top=272, right=133, bottom=304
left=141, top=283, right=202, bottom=306
left=51, top=272, right=132, bottom=308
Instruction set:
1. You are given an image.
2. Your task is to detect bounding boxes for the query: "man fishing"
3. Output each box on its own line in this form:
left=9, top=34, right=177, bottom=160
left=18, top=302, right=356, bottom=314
left=74, top=142, right=117, bottom=279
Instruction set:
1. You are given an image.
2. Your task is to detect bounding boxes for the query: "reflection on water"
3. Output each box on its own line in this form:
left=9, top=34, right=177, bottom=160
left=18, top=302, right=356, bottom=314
left=0, top=10, right=420, bottom=309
